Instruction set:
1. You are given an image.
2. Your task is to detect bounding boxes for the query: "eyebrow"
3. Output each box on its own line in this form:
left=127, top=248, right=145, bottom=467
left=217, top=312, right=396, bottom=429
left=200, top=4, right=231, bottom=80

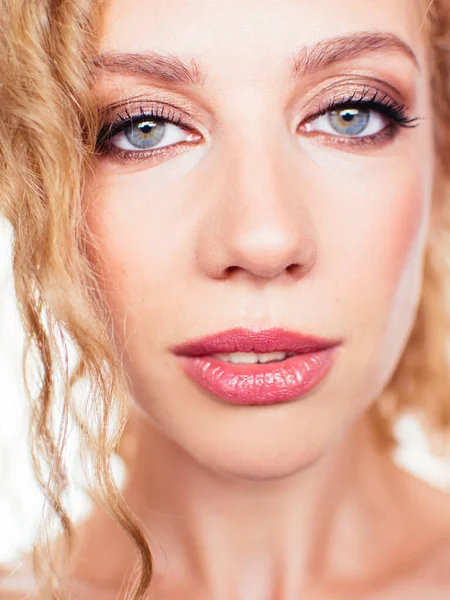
left=94, top=32, right=419, bottom=86
left=94, top=51, right=203, bottom=85
left=291, top=32, right=420, bottom=78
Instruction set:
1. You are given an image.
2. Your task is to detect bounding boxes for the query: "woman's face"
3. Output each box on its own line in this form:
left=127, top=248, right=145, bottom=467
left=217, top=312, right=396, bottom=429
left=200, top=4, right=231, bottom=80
left=87, top=0, right=434, bottom=478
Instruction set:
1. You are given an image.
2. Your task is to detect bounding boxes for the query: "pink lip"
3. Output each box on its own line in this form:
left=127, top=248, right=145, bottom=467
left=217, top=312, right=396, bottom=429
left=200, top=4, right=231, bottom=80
left=171, top=328, right=342, bottom=406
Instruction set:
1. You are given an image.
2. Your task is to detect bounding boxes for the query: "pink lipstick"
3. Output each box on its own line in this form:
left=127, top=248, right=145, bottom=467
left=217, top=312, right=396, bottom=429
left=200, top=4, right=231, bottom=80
left=171, top=328, right=342, bottom=405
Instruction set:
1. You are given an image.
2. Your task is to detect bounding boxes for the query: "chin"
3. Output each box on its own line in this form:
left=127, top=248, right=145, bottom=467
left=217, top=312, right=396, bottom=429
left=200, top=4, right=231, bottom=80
left=170, top=403, right=339, bottom=483
left=208, top=452, right=324, bottom=483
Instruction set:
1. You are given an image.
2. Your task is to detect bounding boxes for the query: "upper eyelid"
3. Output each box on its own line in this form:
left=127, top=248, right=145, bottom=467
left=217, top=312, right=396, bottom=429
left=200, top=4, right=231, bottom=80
left=99, top=100, right=197, bottom=129
left=96, top=104, right=199, bottom=146
left=291, top=75, right=412, bottom=111
left=314, top=95, right=405, bottom=120
left=296, top=84, right=419, bottom=129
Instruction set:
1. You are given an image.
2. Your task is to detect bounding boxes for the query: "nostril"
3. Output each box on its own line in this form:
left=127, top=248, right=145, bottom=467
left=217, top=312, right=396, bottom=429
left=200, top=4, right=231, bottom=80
left=224, top=265, right=239, bottom=277
left=287, top=263, right=303, bottom=276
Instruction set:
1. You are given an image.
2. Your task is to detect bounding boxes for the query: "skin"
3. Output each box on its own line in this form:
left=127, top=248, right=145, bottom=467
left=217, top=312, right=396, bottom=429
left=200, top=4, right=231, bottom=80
left=3, top=0, right=450, bottom=598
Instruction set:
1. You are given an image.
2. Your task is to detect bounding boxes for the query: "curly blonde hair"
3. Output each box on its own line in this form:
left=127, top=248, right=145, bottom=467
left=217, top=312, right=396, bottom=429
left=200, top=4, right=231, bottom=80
left=0, top=0, right=449, bottom=598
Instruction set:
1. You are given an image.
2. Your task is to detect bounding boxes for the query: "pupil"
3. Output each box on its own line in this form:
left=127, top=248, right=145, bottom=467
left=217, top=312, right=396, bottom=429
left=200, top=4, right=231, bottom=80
left=341, top=110, right=356, bottom=122
left=139, top=122, right=155, bottom=135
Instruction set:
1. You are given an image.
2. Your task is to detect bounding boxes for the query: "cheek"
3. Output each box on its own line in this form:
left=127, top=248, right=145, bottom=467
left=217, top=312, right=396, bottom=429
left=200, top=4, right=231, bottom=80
left=84, top=170, right=196, bottom=348
left=323, top=156, right=432, bottom=394
left=365, top=176, right=428, bottom=318
left=373, top=177, right=430, bottom=376
left=355, top=178, right=427, bottom=301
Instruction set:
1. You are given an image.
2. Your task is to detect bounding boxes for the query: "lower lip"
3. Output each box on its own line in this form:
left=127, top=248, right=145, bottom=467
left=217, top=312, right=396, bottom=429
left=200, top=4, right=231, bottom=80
left=177, top=348, right=339, bottom=405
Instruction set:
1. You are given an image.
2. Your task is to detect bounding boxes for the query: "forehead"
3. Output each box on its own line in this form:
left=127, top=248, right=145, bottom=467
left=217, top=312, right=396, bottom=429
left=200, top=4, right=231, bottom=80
left=100, top=0, right=427, bottom=64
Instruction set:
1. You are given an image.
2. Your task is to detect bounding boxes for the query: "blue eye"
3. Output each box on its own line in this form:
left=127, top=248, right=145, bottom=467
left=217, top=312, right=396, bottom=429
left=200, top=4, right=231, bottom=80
left=124, top=120, right=166, bottom=149
left=110, top=117, right=192, bottom=151
left=329, top=108, right=370, bottom=136
left=305, top=106, right=388, bottom=138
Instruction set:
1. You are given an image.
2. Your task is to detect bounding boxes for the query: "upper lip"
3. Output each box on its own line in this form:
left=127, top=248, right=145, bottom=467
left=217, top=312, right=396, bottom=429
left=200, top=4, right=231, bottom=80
left=171, top=327, right=343, bottom=357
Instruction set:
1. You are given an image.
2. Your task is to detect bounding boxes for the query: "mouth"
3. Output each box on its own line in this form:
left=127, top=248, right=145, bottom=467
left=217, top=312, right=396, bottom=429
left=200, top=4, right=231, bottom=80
left=171, top=327, right=342, bottom=406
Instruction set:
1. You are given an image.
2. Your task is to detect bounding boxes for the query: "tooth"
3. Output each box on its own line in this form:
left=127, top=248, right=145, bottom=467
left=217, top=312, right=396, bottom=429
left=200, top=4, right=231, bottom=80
left=258, top=352, right=287, bottom=364
left=229, top=352, right=259, bottom=364
left=213, top=352, right=259, bottom=364
left=212, top=351, right=291, bottom=364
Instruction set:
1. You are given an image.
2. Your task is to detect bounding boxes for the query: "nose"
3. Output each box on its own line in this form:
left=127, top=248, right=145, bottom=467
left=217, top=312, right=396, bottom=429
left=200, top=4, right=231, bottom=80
left=196, top=140, right=317, bottom=283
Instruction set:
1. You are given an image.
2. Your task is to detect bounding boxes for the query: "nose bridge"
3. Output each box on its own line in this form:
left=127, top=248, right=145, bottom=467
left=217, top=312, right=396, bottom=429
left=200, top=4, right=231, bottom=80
left=197, top=128, right=317, bottom=281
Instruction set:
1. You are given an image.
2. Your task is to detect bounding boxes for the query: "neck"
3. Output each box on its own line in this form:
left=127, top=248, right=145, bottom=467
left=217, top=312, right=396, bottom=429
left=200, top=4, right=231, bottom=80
left=110, top=411, right=401, bottom=597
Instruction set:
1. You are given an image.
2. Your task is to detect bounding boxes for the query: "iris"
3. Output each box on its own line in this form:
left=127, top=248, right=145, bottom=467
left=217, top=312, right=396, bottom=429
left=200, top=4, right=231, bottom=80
left=329, top=108, right=370, bottom=136
left=125, top=119, right=166, bottom=149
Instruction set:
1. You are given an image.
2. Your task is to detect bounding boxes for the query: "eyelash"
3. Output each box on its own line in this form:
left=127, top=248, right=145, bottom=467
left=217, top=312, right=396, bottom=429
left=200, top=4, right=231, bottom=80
left=96, top=104, right=190, bottom=159
left=312, top=88, right=419, bottom=129
left=96, top=90, right=420, bottom=161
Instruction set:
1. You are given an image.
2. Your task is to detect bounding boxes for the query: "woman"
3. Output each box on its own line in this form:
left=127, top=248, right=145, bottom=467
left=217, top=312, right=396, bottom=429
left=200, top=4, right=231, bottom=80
left=1, top=0, right=450, bottom=597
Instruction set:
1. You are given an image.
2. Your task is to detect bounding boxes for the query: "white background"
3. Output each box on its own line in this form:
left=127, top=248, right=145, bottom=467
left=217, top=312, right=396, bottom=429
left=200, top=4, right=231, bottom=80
left=1, top=216, right=450, bottom=563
